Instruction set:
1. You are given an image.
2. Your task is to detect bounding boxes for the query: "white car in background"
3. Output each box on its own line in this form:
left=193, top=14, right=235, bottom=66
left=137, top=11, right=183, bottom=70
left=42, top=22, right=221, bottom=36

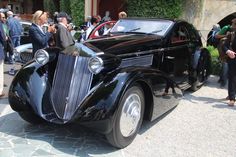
left=15, top=22, right=80, bottom=63
left=14, top=43, right=32, bottom=63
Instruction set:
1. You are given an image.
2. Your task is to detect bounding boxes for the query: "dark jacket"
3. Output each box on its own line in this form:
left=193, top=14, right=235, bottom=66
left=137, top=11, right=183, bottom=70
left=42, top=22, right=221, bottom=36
left=223, top=32, right=236, bottom=56
left=0, top=23, right=6, bottom=60
left=55, top=24, right=74, bottom=49
left=29, top=23, right=52, bottom=54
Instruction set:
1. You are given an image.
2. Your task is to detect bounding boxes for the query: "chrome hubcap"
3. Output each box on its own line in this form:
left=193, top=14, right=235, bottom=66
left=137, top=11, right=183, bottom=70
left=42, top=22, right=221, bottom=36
left=120, top=93, right=141, bottom=137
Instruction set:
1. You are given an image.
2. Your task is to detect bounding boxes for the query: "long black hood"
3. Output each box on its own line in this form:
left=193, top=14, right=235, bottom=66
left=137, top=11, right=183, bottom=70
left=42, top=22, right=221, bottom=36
left=83, top=34, right=163, bottom=55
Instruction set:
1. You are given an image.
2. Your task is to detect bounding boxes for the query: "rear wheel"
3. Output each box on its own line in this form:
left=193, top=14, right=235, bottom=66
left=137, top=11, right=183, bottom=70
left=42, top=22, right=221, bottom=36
left=106, top=85, right=145, bottom=148
left=18, top=112, right=45, bottom=124
left=191, top=48, right=211, bottom=91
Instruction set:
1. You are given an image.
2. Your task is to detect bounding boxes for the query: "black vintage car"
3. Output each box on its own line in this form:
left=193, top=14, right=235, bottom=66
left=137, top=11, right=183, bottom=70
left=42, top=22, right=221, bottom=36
left=8, top=18, right=211, bottom=148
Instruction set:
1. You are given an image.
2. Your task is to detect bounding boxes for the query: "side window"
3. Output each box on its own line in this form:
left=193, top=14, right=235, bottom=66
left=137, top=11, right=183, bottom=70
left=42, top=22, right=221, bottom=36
left=171, top=25, right=190, bottom=43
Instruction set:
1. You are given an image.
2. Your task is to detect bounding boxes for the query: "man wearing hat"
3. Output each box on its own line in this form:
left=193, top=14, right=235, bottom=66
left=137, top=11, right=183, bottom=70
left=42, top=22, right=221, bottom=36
left=55, top=12, right=74, bottom=49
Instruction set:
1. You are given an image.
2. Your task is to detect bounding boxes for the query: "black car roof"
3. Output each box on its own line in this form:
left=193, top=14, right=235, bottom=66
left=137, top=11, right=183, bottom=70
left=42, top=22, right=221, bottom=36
left=120, top=17, right=185, bottom=24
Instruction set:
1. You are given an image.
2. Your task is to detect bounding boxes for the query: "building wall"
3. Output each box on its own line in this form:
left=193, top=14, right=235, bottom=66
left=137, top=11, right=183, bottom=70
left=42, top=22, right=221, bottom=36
left=84, top=0, right=126, bottom=20
left=85, top=0, right=98, bottom=18
left=182, top=0, right=236, bottom=45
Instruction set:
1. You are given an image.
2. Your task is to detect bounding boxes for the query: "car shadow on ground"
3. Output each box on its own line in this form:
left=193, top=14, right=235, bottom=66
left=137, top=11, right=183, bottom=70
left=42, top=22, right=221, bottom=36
left=0, top=112, right=118, bottom=156
left=183, top=91, right=227, bottom=104
left=212, top=103, right=236, bottom=110
left=139, top=106, right=177, bottom=134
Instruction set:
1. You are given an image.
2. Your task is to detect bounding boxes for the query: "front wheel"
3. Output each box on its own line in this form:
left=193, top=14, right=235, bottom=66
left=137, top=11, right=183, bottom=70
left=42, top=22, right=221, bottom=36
left=106, top=85, right=145, bottom=148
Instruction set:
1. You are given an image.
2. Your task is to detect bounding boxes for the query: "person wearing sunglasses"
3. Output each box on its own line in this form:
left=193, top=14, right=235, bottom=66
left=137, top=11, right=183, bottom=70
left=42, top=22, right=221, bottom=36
left=29, top=10, right=56, bottom=56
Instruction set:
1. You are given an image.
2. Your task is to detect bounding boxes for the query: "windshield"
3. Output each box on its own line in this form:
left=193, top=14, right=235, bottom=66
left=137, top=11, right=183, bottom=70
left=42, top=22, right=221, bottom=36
left=110, top=19, right=174, bottom=36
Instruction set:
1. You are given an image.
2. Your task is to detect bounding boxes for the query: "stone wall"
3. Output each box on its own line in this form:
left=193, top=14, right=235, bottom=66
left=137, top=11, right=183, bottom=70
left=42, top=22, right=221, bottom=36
left=182, top=0, right=236, bottom=46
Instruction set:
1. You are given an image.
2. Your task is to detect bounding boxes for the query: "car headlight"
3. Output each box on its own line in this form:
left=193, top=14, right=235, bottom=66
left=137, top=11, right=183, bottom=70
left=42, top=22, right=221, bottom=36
left=88, top=56, right=104, bottom=74
left=34, top=49, right=49, bottom=65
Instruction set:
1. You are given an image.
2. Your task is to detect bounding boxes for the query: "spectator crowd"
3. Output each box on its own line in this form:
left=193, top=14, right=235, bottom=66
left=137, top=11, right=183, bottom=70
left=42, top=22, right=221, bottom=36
left=1, top=7, right=236, bottom=107
left=0, top=9, right=127, bottom=98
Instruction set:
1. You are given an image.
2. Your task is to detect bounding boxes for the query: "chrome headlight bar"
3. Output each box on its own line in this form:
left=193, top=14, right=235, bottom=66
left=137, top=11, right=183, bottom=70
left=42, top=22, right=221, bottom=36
left=34, top=49, right=49, bottom=65
left=88, top=56, right=104, bottom=74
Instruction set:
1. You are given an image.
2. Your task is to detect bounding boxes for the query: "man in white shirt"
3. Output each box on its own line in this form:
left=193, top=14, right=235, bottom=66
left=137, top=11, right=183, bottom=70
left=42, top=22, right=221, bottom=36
left=85, top=16, right=99, bottom=40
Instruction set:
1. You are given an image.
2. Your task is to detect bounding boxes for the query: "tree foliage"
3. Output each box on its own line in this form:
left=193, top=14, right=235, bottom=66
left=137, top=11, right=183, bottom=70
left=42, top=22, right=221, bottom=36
left=70, top=0, right=84, bottom=26
left=60, top=0, right=71, bottom=15
left=43, top=0, right=57, bottom=15
left=127, top=0, right=185, bottom=18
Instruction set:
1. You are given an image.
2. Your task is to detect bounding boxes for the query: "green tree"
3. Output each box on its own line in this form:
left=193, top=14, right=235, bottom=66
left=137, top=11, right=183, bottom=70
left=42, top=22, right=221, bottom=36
left=44, top=0, right=57, bottom=15
left=127, top=0, right=184, bottom=18
left=60, top=0, right=71, bottom=15
left=70, top=0, right=84, bottom=26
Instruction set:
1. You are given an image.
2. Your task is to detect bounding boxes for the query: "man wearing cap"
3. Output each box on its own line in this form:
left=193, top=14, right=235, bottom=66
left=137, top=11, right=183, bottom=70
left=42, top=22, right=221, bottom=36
left=55, top=12, right=74, bottom=49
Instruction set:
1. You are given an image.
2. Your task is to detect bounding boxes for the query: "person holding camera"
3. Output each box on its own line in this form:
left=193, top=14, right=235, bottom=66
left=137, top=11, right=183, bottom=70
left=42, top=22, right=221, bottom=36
left=55, top=12, right=75, bottom=49
left=29, top=10, right=56, bottom=56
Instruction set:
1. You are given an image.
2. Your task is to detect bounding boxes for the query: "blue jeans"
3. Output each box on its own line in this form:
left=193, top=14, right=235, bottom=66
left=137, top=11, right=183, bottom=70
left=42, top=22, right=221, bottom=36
left=12, top=36, right=21, bottom=47
left=219, top=62, right=228, bottom=86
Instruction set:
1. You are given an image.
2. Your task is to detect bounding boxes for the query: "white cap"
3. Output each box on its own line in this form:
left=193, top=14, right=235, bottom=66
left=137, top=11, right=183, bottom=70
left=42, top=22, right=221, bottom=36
left=7, top=11, right=13, bottom=16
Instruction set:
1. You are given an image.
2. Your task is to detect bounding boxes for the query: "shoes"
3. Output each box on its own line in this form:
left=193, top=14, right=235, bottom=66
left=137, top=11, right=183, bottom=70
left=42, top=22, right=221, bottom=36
left=228, top=100, right=235, bottom=107
left=0, top=93, right=5, bottom=98
left=8, top=68, right=15, bottom=75
left=226, top=96, right=229, bottom=100
left=162, top=92, right=168, bottom=96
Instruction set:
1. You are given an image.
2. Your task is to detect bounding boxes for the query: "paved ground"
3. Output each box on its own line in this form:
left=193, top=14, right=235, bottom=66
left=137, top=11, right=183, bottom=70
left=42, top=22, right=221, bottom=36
left=0, top=63, right=235, bottom=157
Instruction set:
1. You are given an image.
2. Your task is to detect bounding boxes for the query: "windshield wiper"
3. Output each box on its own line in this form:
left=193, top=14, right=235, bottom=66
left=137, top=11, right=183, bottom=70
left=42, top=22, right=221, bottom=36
left=150, top=29, right=162, bottom=33
left=110, top=28, right=141, bottom=34
left=126, top=27, right=141, bottom=32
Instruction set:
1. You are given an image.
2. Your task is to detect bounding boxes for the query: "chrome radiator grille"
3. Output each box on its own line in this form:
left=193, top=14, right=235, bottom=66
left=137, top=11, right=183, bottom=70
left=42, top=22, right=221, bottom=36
left=51, top=54, right=93, bottom=120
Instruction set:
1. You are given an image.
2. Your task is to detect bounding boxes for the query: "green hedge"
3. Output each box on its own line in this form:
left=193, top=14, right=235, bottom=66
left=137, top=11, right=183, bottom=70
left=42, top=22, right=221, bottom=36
left=206, top=46, right=221, bottom=75
left=43, top=0, right=57, bottom=15
left=60, top=0, right=71, bottom=15
left=127, top=0, right=185, bottom=18
left=70, top=0, right=84, bottom=26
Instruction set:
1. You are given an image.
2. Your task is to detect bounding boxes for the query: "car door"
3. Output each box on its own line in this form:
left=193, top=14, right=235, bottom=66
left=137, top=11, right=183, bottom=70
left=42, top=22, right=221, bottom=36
left=161, top=22, right=191, bottom=85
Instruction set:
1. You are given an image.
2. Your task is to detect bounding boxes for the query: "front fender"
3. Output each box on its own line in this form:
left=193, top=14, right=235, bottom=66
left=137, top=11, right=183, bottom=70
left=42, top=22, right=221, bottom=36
left=73, top=67, right=173, bottom=133
left=8, top=62, right=50, bottom=116
left=73, top=67, right=148, bottom=133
